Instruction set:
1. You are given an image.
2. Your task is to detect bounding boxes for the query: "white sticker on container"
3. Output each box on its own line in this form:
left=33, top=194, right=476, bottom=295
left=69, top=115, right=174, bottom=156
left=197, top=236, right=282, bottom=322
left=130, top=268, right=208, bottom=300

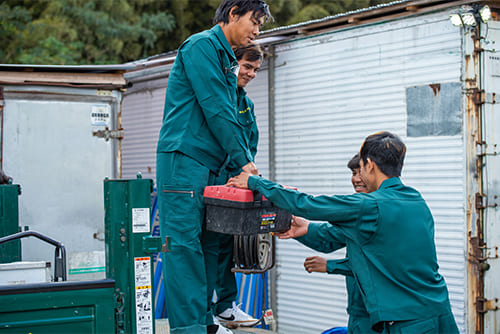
left=135, top=257, right=153, bottom=334
left=134, top=257, right=152, bottom=286
left=132, top=208, right=150, bottom=233
left=90, top=105, right=110, bottom=126
left=135, top=286, right=153, bottom=334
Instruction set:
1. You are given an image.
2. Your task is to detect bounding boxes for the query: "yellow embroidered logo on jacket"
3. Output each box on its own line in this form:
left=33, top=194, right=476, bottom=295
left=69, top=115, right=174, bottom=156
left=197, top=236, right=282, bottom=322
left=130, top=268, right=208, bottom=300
left=239, top=107, right=250, bottom=114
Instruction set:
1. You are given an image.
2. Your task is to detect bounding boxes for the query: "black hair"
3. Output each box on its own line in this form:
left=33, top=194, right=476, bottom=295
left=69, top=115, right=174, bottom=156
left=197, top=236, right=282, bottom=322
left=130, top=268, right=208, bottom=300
left=360, top=131, right=406, bottom=177
left=234, top=43, right=263, bottom=62
left=347, top=153, right=360, bottom=171
left=213, top=0, right=272, bottom=25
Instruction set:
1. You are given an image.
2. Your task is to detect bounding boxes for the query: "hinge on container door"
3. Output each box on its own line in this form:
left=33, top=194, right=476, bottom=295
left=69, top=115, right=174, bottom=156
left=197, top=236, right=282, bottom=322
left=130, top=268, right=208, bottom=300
left=476, top=141, right=498, bottom=157
left=476, top=297, right=499, bottom=313
left=473, top=90, right=496, bottom=105
left=474, top=193, right=500, bottom=209
left=92, top=127, right=124, bottom=141
left=475, top=193, right=487, bottom=210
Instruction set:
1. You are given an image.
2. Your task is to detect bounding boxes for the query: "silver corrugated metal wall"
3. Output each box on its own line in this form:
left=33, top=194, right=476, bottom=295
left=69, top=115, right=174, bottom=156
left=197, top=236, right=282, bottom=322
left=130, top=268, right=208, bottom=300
left=245, top=65, right=270, bottom=179
left=122, top=69, right=170, bottom=182
left=271, top=10, right=466, bottom=333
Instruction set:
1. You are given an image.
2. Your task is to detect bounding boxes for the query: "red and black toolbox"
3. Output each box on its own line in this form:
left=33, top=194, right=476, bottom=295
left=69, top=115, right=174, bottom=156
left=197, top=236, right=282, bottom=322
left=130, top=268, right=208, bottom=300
left=203, top=185, right=293, bottom=235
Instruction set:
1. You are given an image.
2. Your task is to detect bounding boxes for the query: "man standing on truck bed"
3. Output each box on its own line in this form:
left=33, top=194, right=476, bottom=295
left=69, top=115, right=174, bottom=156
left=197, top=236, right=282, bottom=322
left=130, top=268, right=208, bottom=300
left=156, top=1, right=271, bottom=334
left=212, top=43, right=264, bottom=329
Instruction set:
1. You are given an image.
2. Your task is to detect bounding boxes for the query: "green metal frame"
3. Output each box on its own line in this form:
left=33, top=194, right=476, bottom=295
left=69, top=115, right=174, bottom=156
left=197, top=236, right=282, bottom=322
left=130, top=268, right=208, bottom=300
left=104, top=176, right=163, bottom=334
left=0, top=184, right=21, bottom=263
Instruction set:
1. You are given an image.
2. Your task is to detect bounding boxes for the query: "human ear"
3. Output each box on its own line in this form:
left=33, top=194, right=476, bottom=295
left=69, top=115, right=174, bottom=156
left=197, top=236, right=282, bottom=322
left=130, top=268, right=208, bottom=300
left=229, top=6, right=239, bottom=22
left=366, top=158, right=375, bottom=173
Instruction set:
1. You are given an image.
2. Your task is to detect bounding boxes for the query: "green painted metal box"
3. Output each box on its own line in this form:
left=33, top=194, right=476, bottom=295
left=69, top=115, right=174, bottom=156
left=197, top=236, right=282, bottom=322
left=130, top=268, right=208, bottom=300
left=0, top=279, right=115, bottom=333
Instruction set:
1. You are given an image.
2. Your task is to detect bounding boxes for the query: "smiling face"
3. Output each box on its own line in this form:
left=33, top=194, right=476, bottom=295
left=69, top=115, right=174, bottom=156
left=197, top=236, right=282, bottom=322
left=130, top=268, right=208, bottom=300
left=360, top=158, right=379, bottom=193
left=225, top=8, right=264, bottom=47
left=351, top=168, right=368, bottom=193
left=237, top=56, right=261, bottom=88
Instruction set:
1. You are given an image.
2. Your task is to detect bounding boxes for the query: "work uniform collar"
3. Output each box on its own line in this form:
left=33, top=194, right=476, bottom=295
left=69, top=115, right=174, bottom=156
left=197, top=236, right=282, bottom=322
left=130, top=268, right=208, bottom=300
left=378, top=177, right=402, bottom=190
left=211, top=25, right=236, bottom=61
left=237, top=86, right=247, bottom=97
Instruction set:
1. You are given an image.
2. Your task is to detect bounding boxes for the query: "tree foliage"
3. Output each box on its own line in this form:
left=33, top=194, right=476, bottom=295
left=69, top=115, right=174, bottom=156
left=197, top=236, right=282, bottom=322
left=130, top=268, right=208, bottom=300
left=1, top=0, right=175, bottom=64
left=1, top=0, right=393, bottom=65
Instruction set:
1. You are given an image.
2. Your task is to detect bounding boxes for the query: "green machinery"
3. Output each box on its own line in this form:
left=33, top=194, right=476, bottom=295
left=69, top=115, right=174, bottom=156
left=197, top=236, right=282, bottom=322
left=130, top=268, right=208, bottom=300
left=0, top=182, right=21, bottom=263
left=0, top=176, right=164, bottom=334
left=104, top=175, right=165, bottom=334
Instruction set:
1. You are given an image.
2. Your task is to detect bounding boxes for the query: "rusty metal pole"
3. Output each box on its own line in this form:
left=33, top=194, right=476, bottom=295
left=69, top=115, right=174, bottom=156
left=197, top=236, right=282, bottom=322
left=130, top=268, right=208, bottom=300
left=465, top=22, right=489, bottom=334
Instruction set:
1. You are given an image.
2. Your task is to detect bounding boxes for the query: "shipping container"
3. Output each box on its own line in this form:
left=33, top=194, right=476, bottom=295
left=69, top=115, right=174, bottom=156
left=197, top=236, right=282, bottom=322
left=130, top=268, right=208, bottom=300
left=121, top=1, right=499, bottom=333
left=0, top=65, right=130, bottom=280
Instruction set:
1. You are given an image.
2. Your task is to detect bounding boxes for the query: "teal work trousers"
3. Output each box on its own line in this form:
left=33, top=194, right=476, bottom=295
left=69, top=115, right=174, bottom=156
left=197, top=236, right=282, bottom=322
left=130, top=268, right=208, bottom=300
left=348, top=315, right=378, bottom=334
left=210, top=170, right=238, bottom=315
left=157, top=152, right=221, bottom=334
left=213, top=232, right=238, bottom=315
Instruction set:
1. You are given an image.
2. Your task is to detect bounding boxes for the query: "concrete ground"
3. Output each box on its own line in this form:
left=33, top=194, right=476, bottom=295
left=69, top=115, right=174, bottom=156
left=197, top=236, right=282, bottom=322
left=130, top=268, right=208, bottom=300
left=155, top=319, right=280, bottom=334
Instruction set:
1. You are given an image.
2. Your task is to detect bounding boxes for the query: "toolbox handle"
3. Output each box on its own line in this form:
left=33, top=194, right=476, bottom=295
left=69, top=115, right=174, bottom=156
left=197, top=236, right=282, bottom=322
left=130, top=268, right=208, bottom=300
left=253, top=190, right=262, bottom=206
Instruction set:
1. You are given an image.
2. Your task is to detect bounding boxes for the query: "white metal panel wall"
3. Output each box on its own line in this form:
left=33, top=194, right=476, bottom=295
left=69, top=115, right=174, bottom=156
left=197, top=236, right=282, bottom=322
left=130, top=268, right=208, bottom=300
left=245, top=67, right=270, bottom=178
left=3, top=86, right=120, bottom=264
left=121, top=76, right=167, bottom=183
left=272, top=11, right=466, bottom=333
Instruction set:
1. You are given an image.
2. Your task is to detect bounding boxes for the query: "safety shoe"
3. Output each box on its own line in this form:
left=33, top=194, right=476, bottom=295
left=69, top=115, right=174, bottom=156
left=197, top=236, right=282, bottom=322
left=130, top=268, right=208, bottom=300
left=207, top=323, right=233, bottom=334
left=216, top=324, right=233, bottom=334
left=216, top=302, right=260, bottom=327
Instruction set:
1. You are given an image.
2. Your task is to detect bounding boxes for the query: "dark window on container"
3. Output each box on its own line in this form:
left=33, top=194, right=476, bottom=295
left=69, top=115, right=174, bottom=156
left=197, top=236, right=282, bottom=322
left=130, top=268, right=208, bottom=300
left=406, top=82, right=462, bottom=137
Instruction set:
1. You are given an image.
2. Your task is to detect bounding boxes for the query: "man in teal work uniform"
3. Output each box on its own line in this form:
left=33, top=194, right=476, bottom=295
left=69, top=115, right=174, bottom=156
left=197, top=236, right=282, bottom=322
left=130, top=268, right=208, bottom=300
left=299, top=154, right=377, bottom=334
left=156, top=1, right=271, bottom=334
left=211, top=43, right=263, bottom=328
left=227, top=131, right=459, bottom=333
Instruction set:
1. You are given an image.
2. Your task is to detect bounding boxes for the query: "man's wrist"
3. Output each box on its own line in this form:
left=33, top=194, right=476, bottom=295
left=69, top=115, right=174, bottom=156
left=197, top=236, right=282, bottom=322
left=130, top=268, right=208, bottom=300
left=248, top=174, right=259, bottom=190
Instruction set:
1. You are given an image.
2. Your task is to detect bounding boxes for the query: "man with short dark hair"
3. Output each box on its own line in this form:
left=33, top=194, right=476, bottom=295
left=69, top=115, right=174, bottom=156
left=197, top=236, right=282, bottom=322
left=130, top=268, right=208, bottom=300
left=156, top=1, right=271, bottom=333
left=227, top=131, right=458, bottom=333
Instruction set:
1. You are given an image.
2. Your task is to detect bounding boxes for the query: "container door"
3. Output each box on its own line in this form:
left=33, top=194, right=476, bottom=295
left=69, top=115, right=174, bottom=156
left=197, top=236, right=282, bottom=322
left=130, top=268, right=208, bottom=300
left=482, top=20, right=500, bottom=334
left=2, top=86, right=121, bottom=279
left=271, top=10, right=466, bottom=333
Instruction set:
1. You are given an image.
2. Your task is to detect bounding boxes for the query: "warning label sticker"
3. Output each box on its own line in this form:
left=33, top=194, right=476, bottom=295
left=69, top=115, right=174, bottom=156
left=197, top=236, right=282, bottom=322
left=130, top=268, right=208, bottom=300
left=135, top=286, right=153, bottom=334
left=134, top=257, right=153, bottom=334
left=134, top=257, right=152, bottom=286
left=260, top=212, right=277, bottom=232
left=90, top=105, right=110, bottom=126
left=132, top=208, right=150, bottom=233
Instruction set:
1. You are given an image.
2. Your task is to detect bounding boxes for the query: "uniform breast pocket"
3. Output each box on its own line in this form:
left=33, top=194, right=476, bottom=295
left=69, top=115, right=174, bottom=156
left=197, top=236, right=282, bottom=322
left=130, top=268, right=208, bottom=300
left=237, top=106, right=255, bottom=127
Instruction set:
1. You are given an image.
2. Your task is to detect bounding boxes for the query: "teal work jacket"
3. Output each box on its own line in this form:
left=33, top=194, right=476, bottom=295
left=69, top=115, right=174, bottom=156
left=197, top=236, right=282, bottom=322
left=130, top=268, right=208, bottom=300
left=157, top=25, right=253, bottom=173
left=248, top=176, right=453, bottom=329
left=226, top=87, right=259, bottom=173
left=297, top=224, right=368, bottom=318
